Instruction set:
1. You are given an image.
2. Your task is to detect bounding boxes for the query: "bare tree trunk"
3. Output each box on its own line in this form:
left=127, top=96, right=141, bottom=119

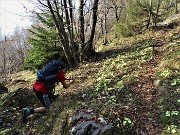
left=47, top=0, right=76, bottom=68
left=111, top=0, right=120, bottom=22
left=63, top=0, right=78, bottom=64
left=85, top=0, right=99, bottom=57
left=103, top=13, right=108, bottom=45
left=154, top=0, right=161, bottom=27
left=3, top=36, right=6, bottom=80
left=146, top=0, right=153, bottom=29
left=78, top=0, right=85, bottom=63
left=175, top=0, right=178, bottom=14
left=100, top=18, right=104, bottom=35
left=103, top=0, right=108, bottom=45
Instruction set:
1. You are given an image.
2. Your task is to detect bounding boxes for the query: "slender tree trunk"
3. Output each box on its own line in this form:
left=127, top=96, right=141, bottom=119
left=115, top=7, right=119, bottom=22
left=69, top=0, right=79, bottom=62
left=3, top=36, right=6, bottom=79
left=175, top=0, right=178, bottom=14
left=47, top=0, right=76, bottom=68
left=111, top=0, right=120, bottom=22
left=100, top=18, right=104, bottom=35
left=154, top=0, right=161, bottom=27
left=85, top=0, right=99, bottom=57
left=63, top=0, right=78, bottom=64
left=146, top=0, right=152, bottom=29
left=103, top=0, right=108, bottom=45
left=78, top=0, right=85, bottom=63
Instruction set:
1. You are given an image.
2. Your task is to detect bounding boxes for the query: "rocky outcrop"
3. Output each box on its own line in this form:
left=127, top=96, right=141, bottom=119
left=70, top=111, right=114, bottom=135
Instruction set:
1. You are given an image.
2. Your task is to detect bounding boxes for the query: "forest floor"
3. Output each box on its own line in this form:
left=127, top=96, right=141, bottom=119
left=129, top=36, right=166, bottom=134
left=0, top=26, right=179, bottom=135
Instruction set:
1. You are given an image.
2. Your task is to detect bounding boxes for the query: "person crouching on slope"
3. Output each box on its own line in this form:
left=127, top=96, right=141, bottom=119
left=22, top=60, right=74, bottom=121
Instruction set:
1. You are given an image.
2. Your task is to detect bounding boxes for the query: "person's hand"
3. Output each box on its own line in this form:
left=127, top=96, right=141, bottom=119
left=70, top=79, right=74, bottom=84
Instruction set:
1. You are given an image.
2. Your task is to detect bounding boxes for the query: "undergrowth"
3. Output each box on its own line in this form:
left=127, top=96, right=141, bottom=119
left=0, top=27, right=180, bottom=135
left=89, top=39, right=155, bottom=134
left=154, top=29, right=180, bottom=134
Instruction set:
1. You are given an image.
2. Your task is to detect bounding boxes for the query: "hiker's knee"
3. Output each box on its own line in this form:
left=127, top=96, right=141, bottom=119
left=43, top=94, right=52, bottom=108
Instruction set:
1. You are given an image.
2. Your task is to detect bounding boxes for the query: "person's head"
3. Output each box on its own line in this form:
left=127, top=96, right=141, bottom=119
left=59, top=60, right=66, bottom=72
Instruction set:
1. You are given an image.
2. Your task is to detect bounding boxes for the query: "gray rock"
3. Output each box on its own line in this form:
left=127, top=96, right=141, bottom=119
left=71, top=112, right=93, bottom=125
left=100, top=123, right=113, bottom=135
left=70, top=112, right=114, bottom=135
left=70, top=121, right=100, bottom=135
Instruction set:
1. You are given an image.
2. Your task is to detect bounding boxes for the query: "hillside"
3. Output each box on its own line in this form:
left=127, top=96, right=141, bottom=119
left=0, top=25, right=180, bottom=135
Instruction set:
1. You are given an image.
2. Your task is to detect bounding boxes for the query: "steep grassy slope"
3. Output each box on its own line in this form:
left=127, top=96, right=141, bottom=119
left=0, top=26, right=179, bottom=135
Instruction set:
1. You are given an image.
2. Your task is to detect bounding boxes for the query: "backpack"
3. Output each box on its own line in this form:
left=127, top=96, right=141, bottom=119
left=37, top=60, right=66, bottom=92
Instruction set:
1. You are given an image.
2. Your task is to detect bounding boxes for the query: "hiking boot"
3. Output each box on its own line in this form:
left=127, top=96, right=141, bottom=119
left=22, top=108, right=31, bottom=121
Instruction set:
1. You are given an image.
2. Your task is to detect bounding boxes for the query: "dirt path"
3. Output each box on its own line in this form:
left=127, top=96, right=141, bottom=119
left=130, top=31, right=168, bottom=135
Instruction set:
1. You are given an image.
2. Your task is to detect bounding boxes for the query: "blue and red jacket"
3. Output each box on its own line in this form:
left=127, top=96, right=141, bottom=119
left=33, top=71, right=66, bottom=94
